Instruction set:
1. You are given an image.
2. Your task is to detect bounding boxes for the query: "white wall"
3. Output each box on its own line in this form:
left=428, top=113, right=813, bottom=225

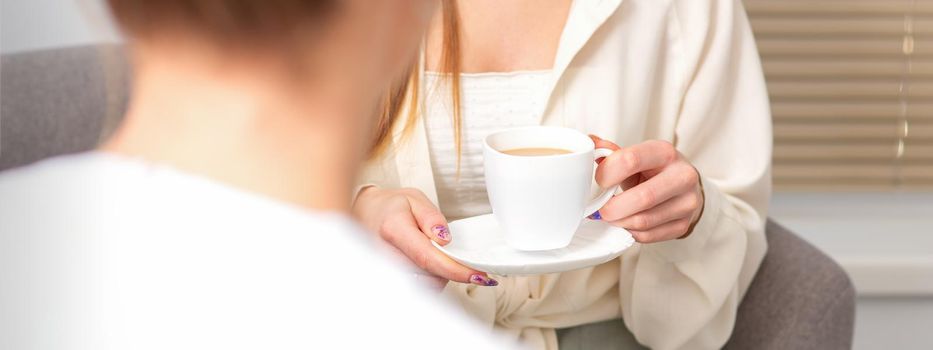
left=855, top=297, right=933, bottom=350
left=771, top=193, right=933, bottom=350
left=0, top=0, right=119, bottom=54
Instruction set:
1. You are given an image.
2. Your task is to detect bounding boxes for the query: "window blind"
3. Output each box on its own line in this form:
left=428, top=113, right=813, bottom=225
left=744, top=0, right=933, bottom=190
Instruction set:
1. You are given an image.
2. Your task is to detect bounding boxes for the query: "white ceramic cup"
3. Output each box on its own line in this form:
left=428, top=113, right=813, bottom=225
left=484, top=127, right=621, bottom=251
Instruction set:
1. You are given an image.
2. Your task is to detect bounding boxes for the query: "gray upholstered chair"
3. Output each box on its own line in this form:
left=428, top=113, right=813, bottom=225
left=0, top=45, right=856, bottom=349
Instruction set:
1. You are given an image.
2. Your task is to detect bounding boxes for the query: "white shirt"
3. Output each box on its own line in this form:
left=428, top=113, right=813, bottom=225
left=424, top=70, right=552, bottom=219
left=0, top=153, right=513, bottom=349
left=360, top=0, right=772, bottom=348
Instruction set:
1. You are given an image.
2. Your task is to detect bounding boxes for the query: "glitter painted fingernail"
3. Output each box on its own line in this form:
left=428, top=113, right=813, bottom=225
left=470, top=274, right=498, bottom=287
left=433, top=225, right=451, bottom=242
left=588, top=211, right=602, bottom=220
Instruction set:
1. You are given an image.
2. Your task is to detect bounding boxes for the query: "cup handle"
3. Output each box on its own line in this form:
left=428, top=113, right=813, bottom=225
left=583, top=148, right=621, bottom=218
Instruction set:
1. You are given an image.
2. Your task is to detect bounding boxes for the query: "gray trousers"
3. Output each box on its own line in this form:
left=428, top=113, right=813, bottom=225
left=558, top=319, right=646, bottom=350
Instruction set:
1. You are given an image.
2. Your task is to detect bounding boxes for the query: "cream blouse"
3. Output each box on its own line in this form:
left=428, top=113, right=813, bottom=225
left=358, top=0, right=772, bottom=349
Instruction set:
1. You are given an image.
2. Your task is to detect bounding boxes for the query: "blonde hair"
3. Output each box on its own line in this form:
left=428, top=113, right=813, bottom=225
left=370, top=0, right=463, bottom=169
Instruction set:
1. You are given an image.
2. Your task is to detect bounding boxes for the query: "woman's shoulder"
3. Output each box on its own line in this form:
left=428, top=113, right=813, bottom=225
left=611, top=0, right=741, bottom=24
left=667, top=0, right=746, bottom=27
left=596, top=0, right=741, bottom=41
left=616, top=0, right=737, bottom=12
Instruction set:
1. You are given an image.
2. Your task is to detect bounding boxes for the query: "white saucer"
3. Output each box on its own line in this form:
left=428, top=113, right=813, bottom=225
left=432, top=214, right=635, bottom=276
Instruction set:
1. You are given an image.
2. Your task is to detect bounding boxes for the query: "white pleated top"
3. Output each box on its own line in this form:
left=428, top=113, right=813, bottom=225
left=423, top=70, right=552, bottom=220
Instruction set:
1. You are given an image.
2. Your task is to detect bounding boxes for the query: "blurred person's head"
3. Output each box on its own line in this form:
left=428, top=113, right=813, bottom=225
left=108, top=0, right=428, bottom=98
left=102, top=0, right=434, bottom=210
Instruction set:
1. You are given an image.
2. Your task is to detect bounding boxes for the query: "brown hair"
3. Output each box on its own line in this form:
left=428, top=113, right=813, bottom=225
left=107, top=0, right=335, bottom=48
left=370, top=0, right=463, bottom=165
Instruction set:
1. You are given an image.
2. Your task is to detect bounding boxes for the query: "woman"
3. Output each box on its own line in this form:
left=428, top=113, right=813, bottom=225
left=0, top=1, right=509, bottom=348
left=353, top=0, right=771, bottom=349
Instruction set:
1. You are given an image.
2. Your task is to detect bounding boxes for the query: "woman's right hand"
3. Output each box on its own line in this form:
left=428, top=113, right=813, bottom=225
left=352, top=186, right=498, bottom=288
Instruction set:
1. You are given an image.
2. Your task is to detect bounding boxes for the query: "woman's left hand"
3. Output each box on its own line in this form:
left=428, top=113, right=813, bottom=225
left=590, top=135, right=704, bottom=243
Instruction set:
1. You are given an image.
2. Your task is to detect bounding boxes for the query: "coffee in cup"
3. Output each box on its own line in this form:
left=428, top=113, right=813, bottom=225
left=500, top=148, right=573, bottom=157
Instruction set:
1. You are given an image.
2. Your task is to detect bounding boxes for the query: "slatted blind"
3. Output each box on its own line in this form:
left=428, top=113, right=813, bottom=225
left=744, top=0, right=933, bottom=190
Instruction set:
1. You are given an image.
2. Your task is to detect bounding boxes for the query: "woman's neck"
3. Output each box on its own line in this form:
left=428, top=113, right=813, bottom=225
left=103, top=49, right=371, bottom=213
left=425, top=0, right=572, bottom=73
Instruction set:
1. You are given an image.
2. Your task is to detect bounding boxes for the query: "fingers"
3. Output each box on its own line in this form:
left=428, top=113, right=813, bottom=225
left=379, top=212, right=495, bottom=286
left=598, top=161, right=698, bottom=221
left=589, top=135, right=621, bottom=151
left=608, top=191, right=701, bottom=231
left=402, top=189, right=452, bottom=246
left=628, top=217, right=693, bottom=243
left=595, top=140, right=678, bottom=188
left=409, top=235, right=492, bottom=285
left=586, top=138, right=704, bottom=244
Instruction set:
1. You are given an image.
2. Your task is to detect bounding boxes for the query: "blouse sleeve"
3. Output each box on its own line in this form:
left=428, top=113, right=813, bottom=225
left=618, top=0, right=772, bottom=348
left=353, top=149, right=404, bottom=203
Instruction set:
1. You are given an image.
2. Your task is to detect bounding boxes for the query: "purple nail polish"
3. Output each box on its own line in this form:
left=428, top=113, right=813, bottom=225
left=588, top=211, right=602, bottom=220
left=470, top=274, right=498, bottom=287
left=433, top=225, right=450, bottom=241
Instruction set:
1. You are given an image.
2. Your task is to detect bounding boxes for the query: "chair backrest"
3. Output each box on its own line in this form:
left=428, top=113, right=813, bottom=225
left=0, top=44, right=130, bottom=171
